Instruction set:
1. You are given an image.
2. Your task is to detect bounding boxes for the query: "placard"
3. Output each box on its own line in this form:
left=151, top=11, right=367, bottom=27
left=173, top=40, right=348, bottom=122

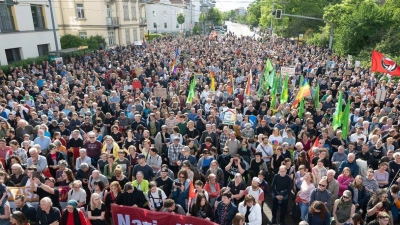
left=223, top=108, right=237, bottom=125
left=6, top=186, right=70, bottom=202
left=327, top=61, right=335, bottom=68
left=153, top=88, right=167, bottom=97
left=345, top=70, right=352, bottom=75
left=355, top=61, right=361, bottom=67
left=281, top=67, right=296, bottom=76
left=375, top=89, right=387, bottom=102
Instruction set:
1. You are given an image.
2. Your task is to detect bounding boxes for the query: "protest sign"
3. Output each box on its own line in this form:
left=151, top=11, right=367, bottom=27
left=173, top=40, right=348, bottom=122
left=153, top=88, right=167, bottom=97
left=223, top=108, right=237, bottom=125
left=280, top=67, right=295, bottom=76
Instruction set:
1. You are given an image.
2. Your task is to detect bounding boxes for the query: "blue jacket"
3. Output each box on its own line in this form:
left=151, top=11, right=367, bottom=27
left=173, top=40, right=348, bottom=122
left=215, top=201, right=238, bottom=225
left=171, top=178, right=190, bottom=211
left=338, top=160, right=359, bottom=178
left=348, top=184, right=368, bottom=207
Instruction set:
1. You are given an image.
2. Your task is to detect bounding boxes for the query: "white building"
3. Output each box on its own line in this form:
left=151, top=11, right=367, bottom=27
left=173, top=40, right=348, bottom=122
left=146, top=0, right=200, bottom=34
left=0, top=0, right=61, bottom=65
left=236, top=7, right=246, bottom=16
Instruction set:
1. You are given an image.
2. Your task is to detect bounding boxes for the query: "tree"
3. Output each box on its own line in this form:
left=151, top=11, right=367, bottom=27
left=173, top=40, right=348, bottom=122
left=86, top=35, right=106, bottom=50
left=206, top=8, right=222, bottom=26
left=177, top=13, right=185, bottom=32
left=60, top=34, right=86, bottom=49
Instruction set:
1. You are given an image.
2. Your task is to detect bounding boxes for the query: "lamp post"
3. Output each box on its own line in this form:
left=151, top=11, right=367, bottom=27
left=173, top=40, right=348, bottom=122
left=48, top=0, right=60, bottom=56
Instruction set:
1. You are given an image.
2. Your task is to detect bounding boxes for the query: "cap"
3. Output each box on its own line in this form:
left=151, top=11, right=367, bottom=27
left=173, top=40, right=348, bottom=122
left=161, top=168, right=169, bottom=173
left=49, top=143, right=56, bottom=150
left=137, top=154, right=146, bottom=159
left=252, top=177, right=261, bottom=184
left=67, top=200, right=78, bottom=208
left=343, top=190, right=352, bottom=198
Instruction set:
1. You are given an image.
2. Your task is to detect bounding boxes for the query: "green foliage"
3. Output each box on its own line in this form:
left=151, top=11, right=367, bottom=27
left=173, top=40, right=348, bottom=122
left=60, top=34, right=86, bottom=49
left=193, top=25, right=201, bottom=34
left=0, top=56, right=49, bottom=74
left=247, top=0, right=261, bottom=26
left=177, top=13, right=185, bottom=25
left=206, top=8, right=222, bottom=25
left=86, top=35, right=106, bottom=50
left=148, top=33, right=162, bottom=41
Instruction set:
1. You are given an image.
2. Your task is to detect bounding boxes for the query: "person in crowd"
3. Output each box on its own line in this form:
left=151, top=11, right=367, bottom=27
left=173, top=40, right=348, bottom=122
left=172, top=170, right=190, bottom=212
left=67, top=180, right=87, bottom=208
left=121, top=183, right=147, bottom=208
left=132, top=153, right=154, bottom=181
left=232, top=213, right=245, bottom=225
left=388, top=184, right=400, bottom=223
left=312, top=159, right=328, bottom=186
left=297, top=172, right=316, bottom=221
left=307, top=200, right=331, bottom=225
left=147, top=181, right=167, bottom=211
left=366, top=189, right=393, bottom=224
left=367, top=211, right=391, bottom=225
left=238, top=194, right=262, bottom=225
left=36, top=197, right=60, bottom=225
left=87, top=193, right=106, bottom=225
left=205, top=160, right=225, bottom=187
left=309, top=177, right=331, bottom=208
left=132, top=171, right=149, bottom=193
left=61, top=199, right=88, bottom=225
left=9, top=161, right=26, bottom=187
left=271, top=165, right=292, bottom=225
left=187, top=193, right=214, bottom=221
left=161, top=199, right=186, bottom=215
left=332, top=190, right=356, bottom=225
left=348, top=175, right=368, bottom=217
left=14, top=194, right=36, bottom=223
left=46, top=143, right=65, bottom=178
left=104, top=181, right=123, bottom=222
left=338, top=167, right=355, bottom=197
left=103, top=155, right=117, bottom=181
left=215, top=191, right=238, bottom=225
left=10, top=211, right=29, bottom=225
left=31, top=176, right=61, bottom=211
left=111, top=167, right=129, bottom=188
left=349, top=213, right=365, bottom=225
left=338, top=153, right=360, bottom=178
left=374, top=162, right=389, bottom=188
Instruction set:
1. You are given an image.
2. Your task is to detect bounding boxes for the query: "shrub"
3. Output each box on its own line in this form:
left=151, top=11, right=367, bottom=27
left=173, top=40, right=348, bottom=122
left=0, top=56, right=49, bottom=74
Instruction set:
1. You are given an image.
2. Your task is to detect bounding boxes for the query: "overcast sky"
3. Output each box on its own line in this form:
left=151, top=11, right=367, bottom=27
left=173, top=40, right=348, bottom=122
left=215, top=0, right=253, bottom=11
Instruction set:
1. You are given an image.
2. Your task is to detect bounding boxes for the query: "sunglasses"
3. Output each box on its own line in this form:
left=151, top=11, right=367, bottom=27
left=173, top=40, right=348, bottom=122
left=318, top=184, right=326, bottom=187
left=343, top=196, right=350, bottom=199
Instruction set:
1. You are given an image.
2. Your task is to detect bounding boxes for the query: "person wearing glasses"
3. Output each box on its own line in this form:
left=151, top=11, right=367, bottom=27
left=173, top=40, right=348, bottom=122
left=309, top=177, right=331, bottom=208
left=366, top=189, right=393, bottom=225
left=84, top=131, right=103, bottom=166
left=331, top=190, right=356, bottom=225
left=67, top=180, right=87, bottom=209
left=367, top=211, right=390, bottom=225
left=172, top=170, right=190, bottom=212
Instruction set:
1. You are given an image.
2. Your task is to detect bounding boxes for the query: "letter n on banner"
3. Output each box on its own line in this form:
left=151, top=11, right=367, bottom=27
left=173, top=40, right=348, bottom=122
left=111, top=204, right=218, bottom=225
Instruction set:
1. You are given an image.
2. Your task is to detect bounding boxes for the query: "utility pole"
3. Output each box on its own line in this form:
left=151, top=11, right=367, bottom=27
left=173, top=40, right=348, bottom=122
left=48, top=0, right=60, bottom=56
left=190, top=0, right=193, bottom=34
left=282, top=13, right=334, bottom=50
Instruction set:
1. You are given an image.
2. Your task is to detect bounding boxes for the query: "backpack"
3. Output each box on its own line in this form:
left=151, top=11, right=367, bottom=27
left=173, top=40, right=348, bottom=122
left=148, top=189, right=163, bottom=210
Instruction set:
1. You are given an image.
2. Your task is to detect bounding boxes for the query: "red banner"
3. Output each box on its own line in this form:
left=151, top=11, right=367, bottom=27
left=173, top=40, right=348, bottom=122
left=111, top=204, right=217, bottom=225
left=371, top=50, right=400, bottom=76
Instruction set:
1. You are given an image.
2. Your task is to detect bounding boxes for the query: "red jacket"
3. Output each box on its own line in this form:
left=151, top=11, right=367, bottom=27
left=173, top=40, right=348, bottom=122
left=204, top=181, right=220, bottom=199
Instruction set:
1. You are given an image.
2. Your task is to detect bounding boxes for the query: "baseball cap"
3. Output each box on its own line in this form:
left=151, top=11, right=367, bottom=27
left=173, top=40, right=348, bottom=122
left=252, top=177, right=261, bottom=184
left=137, top=154, right=146, bottom=159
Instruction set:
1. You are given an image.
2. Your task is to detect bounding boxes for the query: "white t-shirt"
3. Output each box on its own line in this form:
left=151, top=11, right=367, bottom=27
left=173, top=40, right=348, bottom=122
left=145, top=188, right=167, bottom=209
left=256, top=144, right=273, bottom=163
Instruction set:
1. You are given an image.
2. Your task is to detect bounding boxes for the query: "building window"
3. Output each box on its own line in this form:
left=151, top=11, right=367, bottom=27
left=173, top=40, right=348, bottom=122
left=133, top=29, right=137, bottom=41
left=5, top=48, right=21, bottom=63
left=31, top=5, right=45, bottom=30
left=125, top=29, right=130, bottom=45
left=0, top=4, right=15, bottom=31
left=106, top=5, right=112, bottom=18
left=76, top=4, right=85, bottom=19
left=123, top=2, right=129, bottom=20
left=131, top=6, right=136, bottom=20
left=153, top=23, right=156, bottom=28
left=152, top=11, right=156, bottom=17
left=37, top=44, right=49, bottom=56
left=108, top=31, right=115, bottom=45
left=79, top=31, right=87, bottom=39
left=176, top=23, right=179, bottom=28
left=164, top=22, right=167, bottom=28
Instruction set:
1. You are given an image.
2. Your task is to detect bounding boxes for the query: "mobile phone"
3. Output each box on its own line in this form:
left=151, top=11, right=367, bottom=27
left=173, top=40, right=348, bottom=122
left=32, top=172, right=41, bottom=179
left=174, top=182, right=182, bottom=187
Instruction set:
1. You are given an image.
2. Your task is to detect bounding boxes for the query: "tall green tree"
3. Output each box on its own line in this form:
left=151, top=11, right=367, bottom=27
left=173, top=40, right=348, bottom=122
left=177, top=13, right=185, bottom=32
left=206, top=8, right=223, bottom=25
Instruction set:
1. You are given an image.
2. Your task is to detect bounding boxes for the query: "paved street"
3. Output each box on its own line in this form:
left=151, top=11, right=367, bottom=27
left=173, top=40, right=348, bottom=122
left=225, top=21, right=259, bottom=37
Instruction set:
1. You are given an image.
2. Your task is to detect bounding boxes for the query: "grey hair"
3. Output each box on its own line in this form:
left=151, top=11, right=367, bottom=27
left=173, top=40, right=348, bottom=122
left=53, top=140, right=61, bottom=147
left=11, top=163, right=24, bottom=174
left=58, top=160, right=68, bottom=167
left=327, top=169, right=336, bottom=176
left=40, top=197, right=53, bottom=206
left=79, top=148, right=87, bottom=153
left=80, top=163, right=89, bottom=169
left=28, top=148, right=38, bottom=154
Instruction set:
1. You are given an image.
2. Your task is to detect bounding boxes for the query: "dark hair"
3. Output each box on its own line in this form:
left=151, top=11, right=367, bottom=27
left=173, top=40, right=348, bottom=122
left=178, top=170, right=188, bottom=180
left=350, top=213, right=364, bottom=225
left=10, top=211, right=28, bottom=225
left=194, top=193, right=208, bottom=214
left=232, top=213, right=245, bottom=225
left=309, top=201, right=328, bottom=220
left=63, top=169, right=75, bottom=182
left=391, top=184, right=400, bottom=194
left=221, top=191, right=232, bottom=199
left=148, top=181, right=157, bottom=189
left=195, top=180, right=203, bottom=187
left=163, top=199, right=175, bottom=208
left=94, top=180, right=105, bottom=191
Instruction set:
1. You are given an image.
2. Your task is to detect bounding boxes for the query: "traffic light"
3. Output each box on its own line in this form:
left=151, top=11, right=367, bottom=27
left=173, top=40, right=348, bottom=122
left=275, top=9, right=282, bottom=19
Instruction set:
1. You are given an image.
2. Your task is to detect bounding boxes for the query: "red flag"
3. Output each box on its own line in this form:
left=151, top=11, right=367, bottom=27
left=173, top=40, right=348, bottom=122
left=189, top=182, right=196, bottom=199
left=371, top=50, right=400, bottom=76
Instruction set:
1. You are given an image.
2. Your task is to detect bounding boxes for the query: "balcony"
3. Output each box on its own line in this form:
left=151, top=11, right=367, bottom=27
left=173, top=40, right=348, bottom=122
left=0, top=15, right=15, bottom=32
left=106, top=17, right=120, bottom=27
left=139, top=17, right=147, bottom=26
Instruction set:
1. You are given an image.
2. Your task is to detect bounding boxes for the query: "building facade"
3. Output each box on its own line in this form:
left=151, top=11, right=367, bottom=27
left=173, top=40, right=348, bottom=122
left=0, top=0, right=61, bottom=65
left=55, top=0, right=146, bottom=47
left=145, top=0, right=201, bottom=34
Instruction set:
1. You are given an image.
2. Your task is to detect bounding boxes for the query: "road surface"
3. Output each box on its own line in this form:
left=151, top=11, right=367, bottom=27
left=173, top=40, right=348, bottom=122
left=225, top=21, right=259, bottom=38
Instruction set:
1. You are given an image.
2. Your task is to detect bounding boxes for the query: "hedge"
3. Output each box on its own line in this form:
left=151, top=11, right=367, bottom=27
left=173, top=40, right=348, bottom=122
left=0, top=55, right=50, bottom=75
left=148, top=33, right=162, bottom=41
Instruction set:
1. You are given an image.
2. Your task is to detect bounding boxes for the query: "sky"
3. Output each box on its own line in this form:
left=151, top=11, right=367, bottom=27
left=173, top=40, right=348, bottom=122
left=215, top=0, right=253, bottom=11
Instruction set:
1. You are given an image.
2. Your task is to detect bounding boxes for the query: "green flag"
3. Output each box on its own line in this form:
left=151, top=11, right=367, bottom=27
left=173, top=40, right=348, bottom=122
left=341, top=99, right=351, bottom=139
left=299, top=75, right=304, bottom=89
left=265, top=59, right=273, bottom=74
left=186, top=78, right=196, bottom=104
left=332, top=91, right=343, bottom=130
left=314, top=83, right=320, bottom=109
left=298, top=98, right=305, bottom=119
left=268, top=69, right=275, bottom=89
left=270, top=74, right=278, bottom=109
left=280, top=73, right=289, bottom=104
left=257, top=73, right=264, bottom=98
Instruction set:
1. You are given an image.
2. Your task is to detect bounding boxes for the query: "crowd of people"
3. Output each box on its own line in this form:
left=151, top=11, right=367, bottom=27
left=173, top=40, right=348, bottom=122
left=0, top=30, right=397, bottom=225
